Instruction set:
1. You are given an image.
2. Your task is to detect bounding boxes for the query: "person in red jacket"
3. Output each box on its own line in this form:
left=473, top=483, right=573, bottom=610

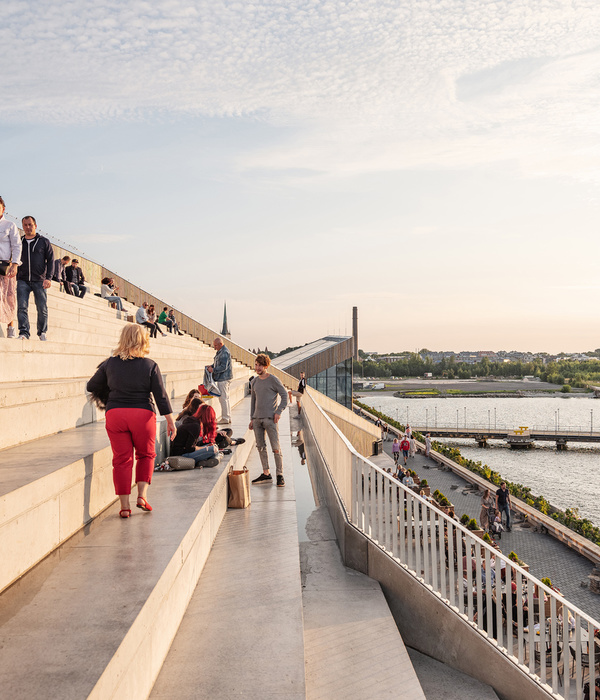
left=400, top=436, right=410, bottom=465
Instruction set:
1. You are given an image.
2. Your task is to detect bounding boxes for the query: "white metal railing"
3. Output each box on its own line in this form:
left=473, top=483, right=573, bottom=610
left=309, top=400, right=600, bottom=699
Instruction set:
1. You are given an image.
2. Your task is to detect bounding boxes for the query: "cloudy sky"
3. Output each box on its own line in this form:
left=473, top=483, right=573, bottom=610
left=3, top=0, right=600, bottom=353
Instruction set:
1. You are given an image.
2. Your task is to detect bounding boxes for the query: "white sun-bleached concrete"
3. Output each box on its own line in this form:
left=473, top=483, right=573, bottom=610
left=0, top=399, right=254, bottom=700
left=151, top=416, right=306, bottom=700
left=0, top=284, right=250, bottom=450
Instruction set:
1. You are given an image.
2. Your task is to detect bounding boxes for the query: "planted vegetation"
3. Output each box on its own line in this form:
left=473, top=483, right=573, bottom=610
left=354, top=400, right=600, bottom=548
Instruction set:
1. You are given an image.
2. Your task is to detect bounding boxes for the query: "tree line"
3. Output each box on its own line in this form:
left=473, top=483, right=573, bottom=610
left=354, top=353, right=600, bottom=388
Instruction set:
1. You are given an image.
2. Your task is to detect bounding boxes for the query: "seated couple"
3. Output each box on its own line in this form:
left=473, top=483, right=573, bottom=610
left=170, top=397, right=244, bottom=467
left=157, top=306, right=184, bottom=335
left=136, top=302, right=166, bottom=338
left=101, top=277, right=126, bottom=312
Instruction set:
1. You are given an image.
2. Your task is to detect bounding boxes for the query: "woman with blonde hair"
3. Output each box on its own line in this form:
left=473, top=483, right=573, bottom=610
left=87, top=323, right=176, bottom=518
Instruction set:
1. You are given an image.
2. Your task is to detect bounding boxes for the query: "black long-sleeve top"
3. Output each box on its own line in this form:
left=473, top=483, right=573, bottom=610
left=169, top=417, right=201, bottom=456
left=87, top=356, right=172, bottom=414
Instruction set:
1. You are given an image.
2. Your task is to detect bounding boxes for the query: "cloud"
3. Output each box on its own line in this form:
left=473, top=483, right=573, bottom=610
left=2, top=0, right=600, bottom=180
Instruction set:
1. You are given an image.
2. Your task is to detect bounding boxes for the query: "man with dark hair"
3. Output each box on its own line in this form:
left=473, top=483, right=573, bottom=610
left=288, top=371, right=306, bottom=416
left=52, top=255, right=73, bottom=294
left=250, top=353, right=288, bottom=486
left=65, top=259, right=86, bottom=298
left=496, top=482, right=512, bottom=532
left=17, top=216, right=53, bottom=341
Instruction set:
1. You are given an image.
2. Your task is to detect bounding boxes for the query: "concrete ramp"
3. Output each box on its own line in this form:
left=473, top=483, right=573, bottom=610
left=301, top=508, right=425, bottom=700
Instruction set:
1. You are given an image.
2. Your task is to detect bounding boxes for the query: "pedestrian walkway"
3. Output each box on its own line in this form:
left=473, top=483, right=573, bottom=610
left=380, top=438, right=600, bottom=621
left=153, top=414, right=430, bottom=699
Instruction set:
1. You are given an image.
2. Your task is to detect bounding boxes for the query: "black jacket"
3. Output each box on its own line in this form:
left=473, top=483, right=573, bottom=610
left=17, top=234, right=54, bottom=283
left=65, top=265, right=85, bottom=285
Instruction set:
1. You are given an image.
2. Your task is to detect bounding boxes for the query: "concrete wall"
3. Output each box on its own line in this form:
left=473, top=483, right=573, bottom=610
left=310, top=388, right=380, bottom=456
left=302, top=415, right=554, bottom=700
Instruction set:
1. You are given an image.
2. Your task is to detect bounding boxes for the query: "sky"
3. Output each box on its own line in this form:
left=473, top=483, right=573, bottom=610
left=3, top=0, right=600, bottom=354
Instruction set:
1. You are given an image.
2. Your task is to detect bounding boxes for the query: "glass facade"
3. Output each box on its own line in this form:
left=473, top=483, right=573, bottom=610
left=307, top=359, right=352, bottom=408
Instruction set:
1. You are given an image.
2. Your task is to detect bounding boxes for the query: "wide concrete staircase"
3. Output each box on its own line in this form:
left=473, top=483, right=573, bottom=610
left=0, top=283, right=496, bottom=699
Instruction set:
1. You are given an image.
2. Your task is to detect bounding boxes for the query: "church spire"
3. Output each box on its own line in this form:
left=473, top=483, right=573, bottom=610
left=221, top=301, right=231, bottom=338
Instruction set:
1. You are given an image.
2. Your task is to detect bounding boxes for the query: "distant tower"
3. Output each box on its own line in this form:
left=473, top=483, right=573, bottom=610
left=352, top=306, right=358, bottom=361
left=221, top=302, right=231, bottom=338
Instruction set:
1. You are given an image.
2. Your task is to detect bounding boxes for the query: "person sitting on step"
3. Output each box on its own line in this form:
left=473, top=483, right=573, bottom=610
left=100, top=277, right=126, bottom=312
left=169, top=398, right=220, bottom=467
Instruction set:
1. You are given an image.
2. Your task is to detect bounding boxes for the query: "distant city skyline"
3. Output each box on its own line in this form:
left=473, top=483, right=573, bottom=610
left=3, top=2, right=600, bottom=354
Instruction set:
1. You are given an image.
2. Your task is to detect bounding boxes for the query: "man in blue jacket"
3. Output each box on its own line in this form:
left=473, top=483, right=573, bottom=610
left=17, top=216, right=54, bottom=340
left=207, top=337, right=233, bottom=424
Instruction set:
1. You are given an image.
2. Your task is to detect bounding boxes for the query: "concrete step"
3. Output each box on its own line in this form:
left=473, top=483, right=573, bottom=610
left=0, top=399, right=255, bottom=699
left=150, top=417, right=306, bottom=699
left=0, top=387, right=251, bottom=591
left=0, top=372, right=248, bottom=450
left=0, top=338, right=250, bottom=382
left=407, top=648, right=500, bottom=700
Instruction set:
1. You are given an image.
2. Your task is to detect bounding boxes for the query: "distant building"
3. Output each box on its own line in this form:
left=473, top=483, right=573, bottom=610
left=273, top=335, right=354, bottom=408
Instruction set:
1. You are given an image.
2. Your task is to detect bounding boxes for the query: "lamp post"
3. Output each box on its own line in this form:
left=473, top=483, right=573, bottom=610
left=456, top=409, right=459, bottom=430
left=488, top=409, right=491, bottom=431
left=435, top=405, right=438, bottom=428
left=557, top=408, right=560, bottom=431
left=494, top=407, right=497, bottom=429
left=426, top=408, right=429, bottom=430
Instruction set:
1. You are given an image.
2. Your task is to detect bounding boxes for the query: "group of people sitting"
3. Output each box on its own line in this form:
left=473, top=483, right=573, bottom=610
left=135, top=301, right=183, bottom=338
left=52, top=255, right=88, bottom=298
left=166, top=388, right=244, bottom=468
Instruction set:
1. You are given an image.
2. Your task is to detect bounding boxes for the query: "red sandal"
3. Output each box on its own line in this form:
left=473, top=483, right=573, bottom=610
left=136, top=497, right=152, bottom=512
left=119, top=509, right=132, bottom=518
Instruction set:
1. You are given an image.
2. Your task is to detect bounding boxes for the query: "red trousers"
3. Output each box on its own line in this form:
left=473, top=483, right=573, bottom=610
left=105, top=408, right=156, bottom=495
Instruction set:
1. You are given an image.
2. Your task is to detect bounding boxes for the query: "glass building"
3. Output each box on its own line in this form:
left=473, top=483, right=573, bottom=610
left=273, top=336, right=354, bottom=409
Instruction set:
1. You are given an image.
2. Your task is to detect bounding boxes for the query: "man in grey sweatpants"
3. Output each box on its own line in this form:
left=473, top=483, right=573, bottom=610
left=249, top=353, right=288, bottom=487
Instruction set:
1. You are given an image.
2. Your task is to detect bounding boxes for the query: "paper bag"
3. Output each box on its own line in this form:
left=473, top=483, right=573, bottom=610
left=228, top=466, right=251, bottom=508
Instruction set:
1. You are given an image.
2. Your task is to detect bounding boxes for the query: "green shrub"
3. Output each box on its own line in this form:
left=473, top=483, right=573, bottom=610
left=460, top=513, right=470, bottom=525
left=354, top=402, right=600, bottom=548
left=541, top=577, right=552, bottom=588
left=467, top=518, right=479, bottom=531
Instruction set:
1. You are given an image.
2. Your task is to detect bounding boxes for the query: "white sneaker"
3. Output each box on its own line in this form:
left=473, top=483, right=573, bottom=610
left=218, top=419, right=231, bottom=425
left=18, top=335, right=28, bottom=340
left=7, top=327, right=15, bottom=338
left=39, top=333, right=47, bottom=341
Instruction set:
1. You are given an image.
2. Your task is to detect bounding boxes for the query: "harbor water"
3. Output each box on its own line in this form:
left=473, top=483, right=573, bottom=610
left=359, top=393, right=600, bottom=527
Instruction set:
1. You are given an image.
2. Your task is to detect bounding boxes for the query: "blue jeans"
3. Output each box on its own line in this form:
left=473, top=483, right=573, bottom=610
left=17, top=280, right=48, bottom=338
left=105, top=295, right=123, bottom=311
left=70, top=283, right=86, bottom=298
left=499, top=502, right=511, bottom=529
left=181, top=444, right=218, bottom=465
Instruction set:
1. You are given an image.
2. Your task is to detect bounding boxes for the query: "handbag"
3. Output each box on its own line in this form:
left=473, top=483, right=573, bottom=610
left=167, top=456, right=196, bottom=471
left=228, top=466, right=251, bottom=508
left=0, top=261, right=11, bottom=276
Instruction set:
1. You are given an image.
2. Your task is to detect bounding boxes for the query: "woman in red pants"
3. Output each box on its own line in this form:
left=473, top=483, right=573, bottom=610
left=87, top=323, right=176, bottom=518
